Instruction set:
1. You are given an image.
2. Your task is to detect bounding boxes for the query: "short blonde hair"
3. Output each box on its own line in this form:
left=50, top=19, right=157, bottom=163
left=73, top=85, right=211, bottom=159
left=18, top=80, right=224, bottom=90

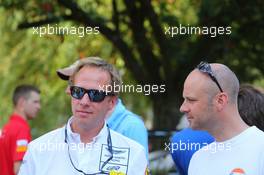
left=71, top=57, right=122, bottom=96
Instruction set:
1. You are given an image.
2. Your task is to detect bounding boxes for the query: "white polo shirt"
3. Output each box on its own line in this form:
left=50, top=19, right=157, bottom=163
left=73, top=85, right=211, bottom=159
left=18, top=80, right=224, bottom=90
left=18, top=118, right=147, bottom=175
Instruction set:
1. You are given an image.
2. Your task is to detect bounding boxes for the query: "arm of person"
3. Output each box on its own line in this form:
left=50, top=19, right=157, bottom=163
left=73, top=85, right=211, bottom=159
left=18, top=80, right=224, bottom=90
left=122, top=119, right=149, bottom=158
left=17, top=148, right=35, bottom=175
left=13, top=126, right=31, bottom=175
left=129, top=146, right=148, bottom=175
left=14, top=161, right=22, bottom=174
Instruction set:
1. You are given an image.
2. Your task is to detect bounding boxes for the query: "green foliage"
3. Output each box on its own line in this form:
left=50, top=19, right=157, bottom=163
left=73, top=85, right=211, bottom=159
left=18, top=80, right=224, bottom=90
left=0, top=6, right=151, bottom=138
left=0, top=11, right=74, bottom=136
left=0, top=0, right=263, bottom=135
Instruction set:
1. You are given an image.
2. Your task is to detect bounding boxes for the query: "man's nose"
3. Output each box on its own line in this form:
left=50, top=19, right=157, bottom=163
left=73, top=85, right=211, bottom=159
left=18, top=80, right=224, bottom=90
left=180, top=101, right=188, bottom=113
left=80, top=93, right=92, bottom=105
left=37, top=103, right=41, bottom=110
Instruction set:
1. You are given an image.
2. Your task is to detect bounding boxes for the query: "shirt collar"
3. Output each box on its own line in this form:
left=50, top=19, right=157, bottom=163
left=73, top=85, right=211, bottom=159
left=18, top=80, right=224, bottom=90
left=10, top=113, right=29, bottom=125
left=66, top=117, right=108, bottom=144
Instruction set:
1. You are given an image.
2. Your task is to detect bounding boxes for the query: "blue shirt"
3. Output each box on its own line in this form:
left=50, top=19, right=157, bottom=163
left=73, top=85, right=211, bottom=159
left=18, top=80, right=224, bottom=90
left=170, top=128, right=214, bottom=175
left=107, top=99, right=148, bottom=158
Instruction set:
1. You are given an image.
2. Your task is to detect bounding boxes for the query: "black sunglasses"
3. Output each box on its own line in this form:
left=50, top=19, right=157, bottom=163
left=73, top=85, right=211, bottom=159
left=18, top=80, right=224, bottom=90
left=64, top=121, right=113, bottom=175
left=70, top=86, right=114, bottom=102
left=196, top=61, right=223, bottom=92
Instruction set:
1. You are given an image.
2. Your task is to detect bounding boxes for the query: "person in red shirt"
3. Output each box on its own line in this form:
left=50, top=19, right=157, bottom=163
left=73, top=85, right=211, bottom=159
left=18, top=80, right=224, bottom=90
left=0, top=85, right=41, bottom=175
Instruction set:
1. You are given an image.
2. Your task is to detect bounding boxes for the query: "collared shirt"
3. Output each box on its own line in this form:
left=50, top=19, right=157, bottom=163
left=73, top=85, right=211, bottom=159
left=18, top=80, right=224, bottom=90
left=107, top=99, right=148, bottom=158
left=18, top=117, right=147, bottom=175
left=188, top=126, right=264, bottom=175
left=0, top=114, right=31, bottom=175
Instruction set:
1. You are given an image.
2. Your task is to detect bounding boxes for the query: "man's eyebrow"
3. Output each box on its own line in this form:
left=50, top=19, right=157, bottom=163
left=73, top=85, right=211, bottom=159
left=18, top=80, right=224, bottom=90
left=184, top=96, right=197, bottom=100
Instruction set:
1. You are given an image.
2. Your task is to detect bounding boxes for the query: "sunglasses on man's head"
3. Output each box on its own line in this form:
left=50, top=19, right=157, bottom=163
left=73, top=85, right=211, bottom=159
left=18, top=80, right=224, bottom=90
left=196, top=61, right=223, bottom=92
left=70, top=86, right=114, bottom=102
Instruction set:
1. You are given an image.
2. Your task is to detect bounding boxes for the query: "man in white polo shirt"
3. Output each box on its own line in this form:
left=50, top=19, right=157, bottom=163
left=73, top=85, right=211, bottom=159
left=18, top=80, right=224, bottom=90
left=18, top=57, right=148, bottom=175
left=56, top=59, right=149, bottom=159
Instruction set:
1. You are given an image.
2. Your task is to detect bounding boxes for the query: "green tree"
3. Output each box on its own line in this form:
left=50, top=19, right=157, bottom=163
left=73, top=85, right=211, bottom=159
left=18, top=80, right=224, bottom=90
left=1, top=0, right=263, bottom=131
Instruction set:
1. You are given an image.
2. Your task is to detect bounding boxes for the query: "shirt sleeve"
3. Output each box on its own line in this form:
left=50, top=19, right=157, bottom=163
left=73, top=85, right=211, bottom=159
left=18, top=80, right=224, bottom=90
left=260, top=150, right=264, bottom=174
left=121, top=119, right=149, bottom=158
left=129, top=147, right=148, bottom=175
left=13, top=125, right=31, bottom=161
left=188, top=151, right=201, bottom=175
left=17, top=145, right=35, bottom=175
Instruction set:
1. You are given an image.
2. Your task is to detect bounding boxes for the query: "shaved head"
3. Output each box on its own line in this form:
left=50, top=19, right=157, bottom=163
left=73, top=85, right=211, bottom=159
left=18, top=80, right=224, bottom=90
left=186, top=63, right=240, bottom=105
left=181, top=61, right=248, bottom=141
left=210, top=63, right=239, bottom=104
left=185, top=69, right=218, bottom=101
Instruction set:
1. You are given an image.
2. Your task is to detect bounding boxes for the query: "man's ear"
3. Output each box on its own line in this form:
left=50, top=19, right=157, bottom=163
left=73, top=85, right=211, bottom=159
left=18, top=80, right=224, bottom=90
left=215, top=92, right=228, bottom=111
left=65, top=85, right=71, bottom=95
left=17, top=97, right=26, bottom=107
left=105, top=96, right=117, bottom=119
left=109, top=96, right=118, bottom=110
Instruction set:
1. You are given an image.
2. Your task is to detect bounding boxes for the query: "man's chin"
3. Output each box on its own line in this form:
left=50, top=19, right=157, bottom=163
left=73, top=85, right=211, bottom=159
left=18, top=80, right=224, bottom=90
left=189, top=122, right=199, bottom=130
left=74, top=115, right=90, bottom=120
left=27, top=116, right=36, bottom=120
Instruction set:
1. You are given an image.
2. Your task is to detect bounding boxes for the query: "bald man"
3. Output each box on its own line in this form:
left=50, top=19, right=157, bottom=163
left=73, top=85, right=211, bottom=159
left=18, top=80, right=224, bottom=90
left=180, top=61, right=264, bottom=175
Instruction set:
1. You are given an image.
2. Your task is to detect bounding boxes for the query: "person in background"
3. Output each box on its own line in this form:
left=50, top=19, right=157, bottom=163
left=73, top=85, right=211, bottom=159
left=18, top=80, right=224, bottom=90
left=170, top=127, right=214, bottom=175
left=18, top=57, right=148, bottom=175
left=0, top=85, right=41, bottom=175
left=238, top=84, right=264, bottom=131
left=56, top=58, right=149, bottom=158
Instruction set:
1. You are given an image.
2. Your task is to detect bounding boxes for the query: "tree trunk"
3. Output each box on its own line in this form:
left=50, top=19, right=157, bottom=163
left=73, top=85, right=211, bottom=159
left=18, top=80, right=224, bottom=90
left=152, top=91, right=182, bottom=130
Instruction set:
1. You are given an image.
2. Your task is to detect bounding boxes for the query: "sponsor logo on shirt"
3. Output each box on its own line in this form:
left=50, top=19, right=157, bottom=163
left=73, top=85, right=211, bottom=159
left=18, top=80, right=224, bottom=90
left=145, top=167, right=150, bottom=175
left=106, top=166, right=120, bottom=171
left=16, top=139, right=28, bottom=153
left=106, top=147, right=127, bottom=155
left=229, top=168, right=246, bottom=175
left=100, top=145, right=129, bottom=174
left=0, top=129, right=5, bottom=138
left=109, top=170, right=125, bottom=175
